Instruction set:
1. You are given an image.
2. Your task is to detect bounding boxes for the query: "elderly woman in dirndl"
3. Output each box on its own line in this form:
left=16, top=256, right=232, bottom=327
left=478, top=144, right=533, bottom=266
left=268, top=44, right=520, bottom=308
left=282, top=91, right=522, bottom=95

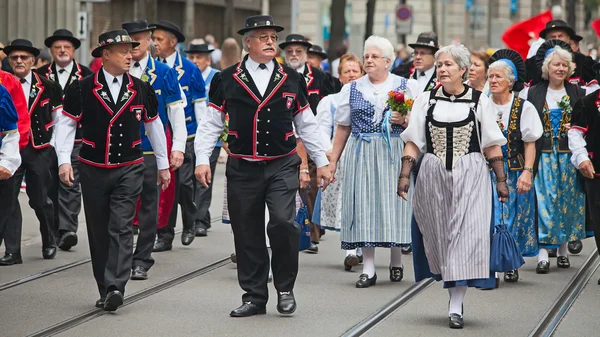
left=329, top=36, right=418, bottom=288
left=398, top=44, right=508, bottom=329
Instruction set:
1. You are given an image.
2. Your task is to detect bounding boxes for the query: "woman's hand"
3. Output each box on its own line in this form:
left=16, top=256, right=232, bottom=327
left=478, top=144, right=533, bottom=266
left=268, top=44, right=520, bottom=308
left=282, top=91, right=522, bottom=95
left=397, top=176, right=410, bottom=201
left=329, top=161, right=338, bottom=183
left=496, top=181, right=509, bottom=202
left=516, top=170, right=532, bottom=194
left=390, top=111, right=409, bottom=127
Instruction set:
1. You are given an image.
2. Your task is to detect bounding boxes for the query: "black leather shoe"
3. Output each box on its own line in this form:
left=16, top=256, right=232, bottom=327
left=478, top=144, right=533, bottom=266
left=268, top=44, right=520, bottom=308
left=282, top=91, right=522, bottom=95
left=131, top=266, right=148, bottom=280
left=356, top=273, right=377, bottom=288
left=181, top=230, right=195, bottom=246
left=548, top=248, right=557, bottom=258
left=103, top=290, right=124, bottom=312
left=42, top=246, right=57, bottom=259
left=152, top=240, right=172, bottom=252
left=557, top=256, right=571, bottom=268
left=344, top=255, right=359, bottom=271
left=504, top=269, right=519, bottom=283
left=449, top=313, right=464, bottom=329
left=58, top=232, right=78, bottom=251
left=358, top=255, right=363, bottom=264
left=230, top=302, right=266, bottom=317
left=195, top=226, right=208, bottom=237
left=230, top=253, right=237, bottom=263
left=277, top=291, right=297, bottom=315
left=305, top=243, right=318, bottom=254
left=389, top=267, right=404, bottom=282
left=568, top=240, right=583, bottom=255
left=268, top=274, right=273, bottom=283
left=536, top=261, right=550, bottom=274
left=95, top=298, right=105, bottom=308
left=0, top=253, right=23, bottom=265
left=133, top=226, right=139, bottom=235
left=400, top=244, right=412, bottom=254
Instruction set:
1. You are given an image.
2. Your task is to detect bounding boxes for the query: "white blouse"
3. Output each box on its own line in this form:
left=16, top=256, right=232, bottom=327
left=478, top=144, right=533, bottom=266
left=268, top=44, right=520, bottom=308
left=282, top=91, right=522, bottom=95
left=316, top=93, right=339, bottom=142
left=401, top=87, right=507, bottom=153
left=489, top=94, right=543, bottom=143
left=518, top=87, right=567, bottom=110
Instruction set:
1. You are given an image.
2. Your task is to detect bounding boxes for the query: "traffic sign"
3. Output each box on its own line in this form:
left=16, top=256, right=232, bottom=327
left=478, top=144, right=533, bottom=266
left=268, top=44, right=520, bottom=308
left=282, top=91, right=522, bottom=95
left=396, top=5, right=411, bottom=21
left=395, top=5, right=413, bottom=35
left=76, top=12, right=88, bottom=40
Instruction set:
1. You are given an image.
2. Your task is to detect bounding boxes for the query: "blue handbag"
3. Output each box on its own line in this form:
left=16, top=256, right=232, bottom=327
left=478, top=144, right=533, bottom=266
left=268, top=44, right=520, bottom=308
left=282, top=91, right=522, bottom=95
left=490, top=205, right=525, bottom=272
left=296, top=192, right=312, bottom=251
left=311, top=188, right=322, bottom=225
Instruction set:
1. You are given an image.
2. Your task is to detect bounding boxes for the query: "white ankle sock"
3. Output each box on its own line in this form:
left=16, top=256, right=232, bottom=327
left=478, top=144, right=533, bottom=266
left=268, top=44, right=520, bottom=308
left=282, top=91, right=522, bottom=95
left=538, top=248, right=549, bottom=263
left=448, top=286, right=467, bottom=316
left=346, top=249, right=357, bottom=256
left=557, top=242, right=569, bottom=257
left=356, top=247, right=363, bottom=257
left=361, top=248, right=375, bottom=278
left=390, top=247, right=403, bottom=268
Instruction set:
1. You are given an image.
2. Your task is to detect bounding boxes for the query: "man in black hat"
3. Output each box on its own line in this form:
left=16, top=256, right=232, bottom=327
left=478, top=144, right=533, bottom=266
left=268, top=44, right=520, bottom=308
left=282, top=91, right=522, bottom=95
left=186, top=43, right=221, bottom=237
left=151, top=20, right=207, bottom=251
left=54, top=29, right=170, bottom=311
left=122, top=19, right=187, bottom=280
left=0, top=39, right=63, bottom=265
left=393, top=32, right=439, bottom=93
left=195, top=15, right=331, bottom=317
left=37, top=29, right=94, bottom=252
left=307, top=44, right=327, bottom=69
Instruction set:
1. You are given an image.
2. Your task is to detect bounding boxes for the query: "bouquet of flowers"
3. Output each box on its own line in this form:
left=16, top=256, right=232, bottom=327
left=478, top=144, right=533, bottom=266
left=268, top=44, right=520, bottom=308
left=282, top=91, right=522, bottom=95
left=557, top=95, right=571, bottom=113
left=386, top=90, right=414, bottom=116
left=219, top=114, right=230, bottom=142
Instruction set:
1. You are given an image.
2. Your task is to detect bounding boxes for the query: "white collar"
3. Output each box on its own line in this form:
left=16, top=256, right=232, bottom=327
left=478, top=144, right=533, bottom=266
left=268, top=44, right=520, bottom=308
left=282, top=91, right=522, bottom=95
left=419, top=66, right=435, bottom=77
left=202, top=66, right=212, bottom=80
left=132, top=54, right=150, bottom=71
left=102, top=68, right=123, bottom=86
left=21, top=71, right=33, bottom=85
left=246, top=56, right=274, bottom=72
left=296, top=64, right=306, bottom=74
left=163, top=51, right=178, bottom=66
left=57, top=61, right=74, bottom=74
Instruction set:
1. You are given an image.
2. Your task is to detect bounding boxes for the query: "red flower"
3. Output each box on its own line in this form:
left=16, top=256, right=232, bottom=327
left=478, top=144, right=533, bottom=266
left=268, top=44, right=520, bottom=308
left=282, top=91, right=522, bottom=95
left=394, top=91, right=405, bottom=103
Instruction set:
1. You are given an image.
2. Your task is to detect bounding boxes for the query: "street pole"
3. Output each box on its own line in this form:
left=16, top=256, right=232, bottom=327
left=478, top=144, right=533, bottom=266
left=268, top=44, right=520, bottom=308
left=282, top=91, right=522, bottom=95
left=184, top=0, right=194, bottom=42
left=262, top=0, right=269, bottom=15
left=441, top=0, right=446, bottom=46
left=224, top=0, right=235, bottom=38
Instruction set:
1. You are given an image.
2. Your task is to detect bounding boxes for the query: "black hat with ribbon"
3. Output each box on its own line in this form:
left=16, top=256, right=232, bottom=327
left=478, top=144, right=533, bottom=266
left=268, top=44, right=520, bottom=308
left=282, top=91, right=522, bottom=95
left=122, top=20, right=156, bottom=35
left=185, top=43, right=214, bottom=54
left=237, top=15, right=284, bottom=35
left=152, top=20, right=185, bottom=43
left=488, top=48, right=526, bottom=92
left=3, top=39, right=40, bottom=57
left=279, top=34, right=312, bottom=50
left=308, top=44, right=328, bottom=60
left=44, top=29, right=81, bottom=49
left=91, top=29, right=140, bottom=58
left=408, top=32, right=439, bottom=52
left=535, top=39, right=572, bottom=70
left=539, top=20, right=576, bottom=40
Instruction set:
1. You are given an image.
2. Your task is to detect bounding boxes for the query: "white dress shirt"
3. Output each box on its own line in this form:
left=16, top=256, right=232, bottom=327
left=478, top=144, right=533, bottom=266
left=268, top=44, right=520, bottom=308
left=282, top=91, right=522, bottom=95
left=245, top=56, right=274, bottom=96
left=416, top=66, right=435, bottom=93
left=129, top=56, right=148, bottom=80
left=102, top=69, right=123, bottom=103
left=201, top=66, right=213, bottom=82
left=0, top=132, right=21, bottom=175
left=20, top=72, right=33, bottom=104
left=56, top=61, right=74, bottom=89
left=161, top=51, right=178, bottom=69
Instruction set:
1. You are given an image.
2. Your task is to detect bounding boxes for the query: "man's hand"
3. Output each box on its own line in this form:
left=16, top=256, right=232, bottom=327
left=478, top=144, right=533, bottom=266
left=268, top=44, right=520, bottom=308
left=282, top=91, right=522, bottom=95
left=157, top=169, right=171, bottom=190
left=222, top=142, right=231, bottom=155
left=516, top=170, right=532, bottom=194
left=59, top=164, right=74, bottom=186
left=317, top=165, right=332, bottom=191
left=170, top=150, right=184, bottom=170
left=299, top=168, right=310, bottom=189
left=579, top=160, right=595, bottom=179
left=0, top=166, right=11, bottom=180
left=195, top=164, right=212, bottom=188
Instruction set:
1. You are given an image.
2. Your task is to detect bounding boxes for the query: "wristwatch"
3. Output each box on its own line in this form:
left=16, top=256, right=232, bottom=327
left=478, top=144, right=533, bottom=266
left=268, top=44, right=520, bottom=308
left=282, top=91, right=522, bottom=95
left=300, top=169, right=310, bottom=174
left=524, top=166, right=533, bottom=173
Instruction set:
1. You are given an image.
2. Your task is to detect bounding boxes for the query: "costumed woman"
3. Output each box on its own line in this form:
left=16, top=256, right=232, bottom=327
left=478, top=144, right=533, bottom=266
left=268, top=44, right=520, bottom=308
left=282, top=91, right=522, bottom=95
left=487, top=49, right=543, bottom=283
left=398, top=44, right=508, bottom=329
left=467, top=51, right=490, bottom=94
left=315, top=53, right=365, bottom=271
left=329, top=35, right=418, bottom=288
left=518, top=40, right=586, bottom=274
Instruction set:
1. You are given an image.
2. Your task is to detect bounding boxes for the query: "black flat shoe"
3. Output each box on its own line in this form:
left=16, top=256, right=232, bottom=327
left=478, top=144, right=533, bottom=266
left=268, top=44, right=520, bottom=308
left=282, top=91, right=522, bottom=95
left=230, top=253, right=237, bottom=264
left=504, top=269, right=519, bottom=282
left=131, top=266, right=148, bottom=280
left=181, top=230, right=195, bottom=246
left=449, top=313, right=464, bottom=329
left=277, top=291, right=296, bottom=315
left=548, top=248, right=557, bottom=258
left=568, top=240, right=583, bottom=255
left=358, top=255, right=363, bottom=264
left=195, top=226, right=208, bottom=237
left=103, top=290, right=124, bottom=312
left=230, top=302, right=266, bottom=317
left=95, top=298, right=105, bottom=308
left=152, top=240, right=172, bottom=252
left=557, top=256, right=571, bottom=268
left=400, top=244, right=412, bottom=254
left=389, top=266, right=404, bottom=282
left=356, top=273, right=377, bottom=288
left=344, top=255, right=359, bottom=271
left=536, top=261, right=550, bottom=274
left=42, top=246, right=57, bottom=259
left=305, top=243, right=318, bottom=254
left=0, top=253, right=23, bottom=265
left=58, top=232, right=78, bottom=251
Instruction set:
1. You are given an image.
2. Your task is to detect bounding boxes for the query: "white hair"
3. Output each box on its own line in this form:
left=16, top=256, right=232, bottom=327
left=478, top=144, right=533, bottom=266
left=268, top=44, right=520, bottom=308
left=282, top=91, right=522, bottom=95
left=435, top=44, right=471, bottom=81
left=541, top=46, right=575, bottom=80
left=488, top=61, right=516, bottom=87
left=363, top=35, right=394, bottom=70
left=242, top=32, right=251, bottom=53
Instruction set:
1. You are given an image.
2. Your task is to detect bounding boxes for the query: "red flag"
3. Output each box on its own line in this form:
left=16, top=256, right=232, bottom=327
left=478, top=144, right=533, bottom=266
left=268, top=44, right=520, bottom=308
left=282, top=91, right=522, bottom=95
left=502, top=10, right=553, bottom=59
left=591, top=18, right=600, bottom=39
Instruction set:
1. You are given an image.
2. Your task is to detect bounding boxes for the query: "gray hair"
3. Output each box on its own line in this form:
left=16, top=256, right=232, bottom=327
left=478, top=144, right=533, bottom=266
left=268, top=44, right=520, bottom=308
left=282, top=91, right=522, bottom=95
left=363, top=35, right=395, bottom=70
left=242, top=32, right=252, bottom=53
left=541, top=46, right=575, bottom=80
left=435, top=44, right=471, bottom=81
left=488, top=61, right=516, bottom=87
left=164, top=31, right=178, bottom=44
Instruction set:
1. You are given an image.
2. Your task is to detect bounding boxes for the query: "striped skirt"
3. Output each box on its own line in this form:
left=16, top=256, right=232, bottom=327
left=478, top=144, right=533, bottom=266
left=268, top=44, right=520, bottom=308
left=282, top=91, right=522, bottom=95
left=340, top=134, right=413, bottom=249
left=413, top=152, right=491, bottom=282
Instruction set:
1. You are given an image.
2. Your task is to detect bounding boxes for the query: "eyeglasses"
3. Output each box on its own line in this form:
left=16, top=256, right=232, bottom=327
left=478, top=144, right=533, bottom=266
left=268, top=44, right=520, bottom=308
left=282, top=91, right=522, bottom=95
left=252, top=35, right=279, bottom=43
left=411, top=51, right=433, bottom=57
left=9, top=55, right=32, bottom=61
left=364, top=55, right=385, bottom=61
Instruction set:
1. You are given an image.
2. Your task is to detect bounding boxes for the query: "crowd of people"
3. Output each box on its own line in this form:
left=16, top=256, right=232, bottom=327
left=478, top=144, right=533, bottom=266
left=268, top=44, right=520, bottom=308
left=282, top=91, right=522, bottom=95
left=0, top=12, right=600, bottom=331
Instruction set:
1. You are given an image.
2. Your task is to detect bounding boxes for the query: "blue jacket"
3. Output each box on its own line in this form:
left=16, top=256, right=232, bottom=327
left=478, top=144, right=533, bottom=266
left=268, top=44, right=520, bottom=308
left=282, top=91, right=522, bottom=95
left=167, top=52, right=206, bottom=136
left=0, top=84, right=19, bottom=149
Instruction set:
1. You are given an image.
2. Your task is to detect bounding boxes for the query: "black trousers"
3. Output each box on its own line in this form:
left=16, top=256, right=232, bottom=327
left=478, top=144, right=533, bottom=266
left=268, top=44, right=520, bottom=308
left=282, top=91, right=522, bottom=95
left=227, top=154, right=301, bottom=306
left=4, top=144, right=56, bottom=253
left=80, top=163, right=144, bottom=297
left=0, top=176, right=17, bottom=249
left=48, top=142, right=82, bottom=236
left=585, top=179, right=600, bottom=253
left=193, top=146, right=220, bottom=230
left=159, top=138, right=198, bottom=243
left=133, top=154, right=159, bottom=270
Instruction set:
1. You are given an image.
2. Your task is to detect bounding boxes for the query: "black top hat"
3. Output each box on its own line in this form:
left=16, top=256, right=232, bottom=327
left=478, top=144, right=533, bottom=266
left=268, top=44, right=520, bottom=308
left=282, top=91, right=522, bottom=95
left=152, top=20, right=185, bottom=43
left=3, top=39, right=40, bottom=57
left=279, top=34, right=312, bottom=50
left=408, top=32, right=439, bottom=52
left=307, top=44, right=328, bottom=60
left=237, top=15, right=284, bottom=35
left=185, top=43, right=214, bottom=54
left=539, top=20, right=576, bottom=40
left=535, top=39, right=572, bottom=70
left=573, top=34, right=583, bottom=42
left=91, top=30, right=140, bottom=58
left=44, top=29, right=81, bottom=49
left=488, top=48, right=526, bottom=91
left=122, top=20, right=156, bottom=35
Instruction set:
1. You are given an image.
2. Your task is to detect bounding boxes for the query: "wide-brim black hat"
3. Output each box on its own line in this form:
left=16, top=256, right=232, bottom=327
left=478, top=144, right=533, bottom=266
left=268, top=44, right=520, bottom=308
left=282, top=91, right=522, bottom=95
left=91, top=30, right=140, bottom=58
left=152, top=20, right=185, bottom=42
left=279, top=34, right=312, bottom=50
left=408, top=32, right=439, bottom=51
left=535, top=39, right=572, bottom=70
left=44, top=29, right=81, bottom=49
left=489, top=49, right=526, bottom=91
left=4, top=39, right=40, bottom=57
left=237, top=15, right=284, bottom=35
left=573, top=34, right=583, bottom=42
left=185, top=43, right=214, bottom=54
left=122, top=20, right=156, bottom=35
left=308, top=44, right=328, bottom=59
left=539, top=20, right=576, bottom=40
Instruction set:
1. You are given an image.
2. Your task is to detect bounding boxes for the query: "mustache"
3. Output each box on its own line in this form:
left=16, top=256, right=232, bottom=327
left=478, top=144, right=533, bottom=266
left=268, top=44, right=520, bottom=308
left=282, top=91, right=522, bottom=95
left=262, top=46, right=275, bottom=51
